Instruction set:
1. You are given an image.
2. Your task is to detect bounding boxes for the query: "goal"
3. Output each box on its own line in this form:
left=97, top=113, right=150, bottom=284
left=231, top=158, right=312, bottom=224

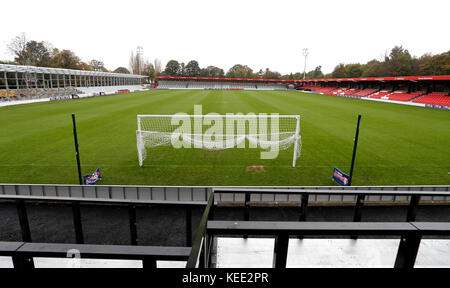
left=136, top=114, right=301, bottom=167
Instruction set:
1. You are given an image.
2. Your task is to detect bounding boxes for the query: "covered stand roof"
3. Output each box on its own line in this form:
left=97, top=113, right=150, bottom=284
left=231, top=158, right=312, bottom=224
left=0, top=64, right=147, bottom=78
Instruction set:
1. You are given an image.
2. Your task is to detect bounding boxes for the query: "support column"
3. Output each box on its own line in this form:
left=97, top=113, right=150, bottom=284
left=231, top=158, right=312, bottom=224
left=63, top=74, right=67, bottom=96
left=24, top=72, right=30, bottom=99
left=34, top=72, right=39, bottom=98
left=4, top=71, right=10, bottom=101
left=49, top=73, right=54, bottom=97
left=42, top=73, right=47, bottom=98
left=56, top=74, right=60, bottom=97
left=15, top=72, right=21, bottom=100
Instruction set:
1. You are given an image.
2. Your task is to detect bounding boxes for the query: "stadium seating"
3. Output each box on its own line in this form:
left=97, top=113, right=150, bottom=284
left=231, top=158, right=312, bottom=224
left=330, top=88, right=350, bottom=95
left=352, top=89, right=379, bottom=97
left=157, top=80, right=288, bottom=90
left=369, top=90, right=393, bottom=99
left=413, top=92, right=450, bottom=106
left=387, top=91, right=426, bottom=102
left=340, top=88, right=361, bottom=96
left=312, top=86, right=338, bottom=94
left=77, top=85, right=145, bottom=97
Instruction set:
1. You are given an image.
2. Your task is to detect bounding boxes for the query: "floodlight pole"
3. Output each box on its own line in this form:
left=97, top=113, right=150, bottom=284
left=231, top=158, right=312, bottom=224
left=348, top=114, right=362, bottom=186
left=302, top=48, right=309, bottom=80
left=72, top=114, right=83, bottom=185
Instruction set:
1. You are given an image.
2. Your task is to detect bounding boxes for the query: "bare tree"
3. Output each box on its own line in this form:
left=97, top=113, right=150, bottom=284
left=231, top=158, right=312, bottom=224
left=7, top=33, right=28, bottom=64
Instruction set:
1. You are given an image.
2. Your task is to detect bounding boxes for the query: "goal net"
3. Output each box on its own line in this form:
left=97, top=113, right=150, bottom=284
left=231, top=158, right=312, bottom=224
left=137, top=114, right=301, bottom=167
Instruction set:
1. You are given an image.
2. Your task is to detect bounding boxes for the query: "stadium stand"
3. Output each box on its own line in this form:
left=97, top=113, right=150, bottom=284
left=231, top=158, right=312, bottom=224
left=413, top=91, right=450, bottom=106
left=352, top=88, right=379, bottom=97
left=77, top=85, right=146, bottom=97
left=340, top=88, right=361, bottom=95
left=369, top=90, right=393, bottom=99
left=387, top=90, right=426, bottom=102
left=156, top=79, right=288, bottom=90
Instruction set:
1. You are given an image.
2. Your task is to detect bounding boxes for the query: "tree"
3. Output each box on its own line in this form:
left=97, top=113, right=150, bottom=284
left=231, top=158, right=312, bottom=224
left=185, top=60, right=201, bottom=77
left=226, top=64, right=254, bottom=78
left=7, top=34, right=53, bottom=66
left=331, top=63, right=347, bottom=78
left=384, top=46, right=413, bottom=76
left=344, top=64, right=363, bottom=78
left=143, top=61, right=155, bottom=79
left=361, top=60, right=382, bottom=77
left=89, top=59, right=108, bottom=72
left=129, top=49, right=144, bottom=75
left=50, top=49, right=87, bottom=70
left=164, top=60, right=181, bottom=76
left=7, top=33, right=28, bottom=64
left=263, top=68, right=281, bottom=79
left=418, top=51, right=450, bottom=75
left=113, top=67, right=130, bottom=74
left=200, top=66, right=225, bottom=77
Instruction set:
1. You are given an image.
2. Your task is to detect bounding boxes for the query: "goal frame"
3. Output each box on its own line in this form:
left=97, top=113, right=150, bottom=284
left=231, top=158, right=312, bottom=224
left=137, top=114, right=301, bottom=167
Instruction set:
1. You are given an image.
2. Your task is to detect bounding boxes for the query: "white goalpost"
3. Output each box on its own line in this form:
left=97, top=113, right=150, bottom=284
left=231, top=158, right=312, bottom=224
left=136, top=114, right=302, bottom=167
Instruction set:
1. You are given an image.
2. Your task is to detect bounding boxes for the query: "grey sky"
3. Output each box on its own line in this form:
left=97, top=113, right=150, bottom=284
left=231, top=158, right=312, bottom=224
left=1, top=0, right=449, bottom=75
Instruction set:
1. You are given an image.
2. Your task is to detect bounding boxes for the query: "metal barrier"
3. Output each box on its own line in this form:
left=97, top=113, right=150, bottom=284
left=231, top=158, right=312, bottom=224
left=212, top=187, right=450, bottom=223
left=187, top=189, right=450, bottom=268
left=205, top=221, right=450, bottom=268
left=1, top=184, right=449, bottom=204
left=0, top=241, right=190, bottom=270
left=0, top=194, right=206, bottom=246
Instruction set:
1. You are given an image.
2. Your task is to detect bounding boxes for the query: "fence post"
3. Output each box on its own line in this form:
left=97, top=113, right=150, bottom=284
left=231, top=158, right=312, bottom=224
left=394, top=233, right=422, bottom=268
left=298, top=193, right=309, bottom=239
left=12, top=254, right=34, bottom=270
left=351, top=194, right=365, bottom=240
left=406, top=195, right=420, bottom=222
left=16, top=200, right=31, bottom=242
left=186, top=207, right=192, bottom=247
left=72, top=201, right=84, bottom=244
left=129, top=205, right=138, bottom=245
left=244, top=192, right=251, bottom=239
left=142, top=257, right=157, bottom=269
left=273, top=233, right=289, bottom=268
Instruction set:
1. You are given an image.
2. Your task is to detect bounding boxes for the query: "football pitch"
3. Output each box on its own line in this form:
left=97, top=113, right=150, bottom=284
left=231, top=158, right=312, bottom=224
left=0, top=89, right=449, bottom=186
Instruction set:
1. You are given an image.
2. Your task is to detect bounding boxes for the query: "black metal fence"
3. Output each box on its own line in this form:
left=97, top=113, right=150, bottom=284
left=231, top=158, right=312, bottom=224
left=0, top=194, right=206, bottom=247
left=1, top=187, right=450, bottom=269
left=187, top=188, right=450, bottom=268
left=0, top=241, right=191, bottom=270
left=205, top=221, right=450, bottom=268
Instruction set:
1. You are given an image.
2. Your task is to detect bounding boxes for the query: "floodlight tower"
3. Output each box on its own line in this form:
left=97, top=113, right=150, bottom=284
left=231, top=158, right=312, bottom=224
left=302, top=48, right=309, bottom=80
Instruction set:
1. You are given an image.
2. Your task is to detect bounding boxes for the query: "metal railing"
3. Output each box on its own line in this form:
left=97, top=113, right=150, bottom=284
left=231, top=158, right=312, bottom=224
left=0, top=194, right=206, bottom=247
left=1, top=184, right=449, bottom=204
left=205, top=221, right=450, bottom=268
left=0, top=241, right=190, bottom=270
left=2, top=186, right=450, bottom=269
left=187, top=188, right=450, bottom=268
left=212, top=187, right=450, bottom=223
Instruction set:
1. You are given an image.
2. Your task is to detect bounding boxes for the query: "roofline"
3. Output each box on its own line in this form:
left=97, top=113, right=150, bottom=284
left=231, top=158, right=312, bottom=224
left=0, top=64, right=147, bottom=78
left=156, top=75, right=450, bottom=82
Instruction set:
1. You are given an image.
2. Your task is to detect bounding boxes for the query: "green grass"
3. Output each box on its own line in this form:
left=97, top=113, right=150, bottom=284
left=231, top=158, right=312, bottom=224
left=0, top=89, right=449, bottom=186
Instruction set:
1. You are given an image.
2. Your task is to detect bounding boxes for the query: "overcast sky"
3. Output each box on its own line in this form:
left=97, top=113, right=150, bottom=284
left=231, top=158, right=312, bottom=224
left=1, top=0, right=449, bottom=75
